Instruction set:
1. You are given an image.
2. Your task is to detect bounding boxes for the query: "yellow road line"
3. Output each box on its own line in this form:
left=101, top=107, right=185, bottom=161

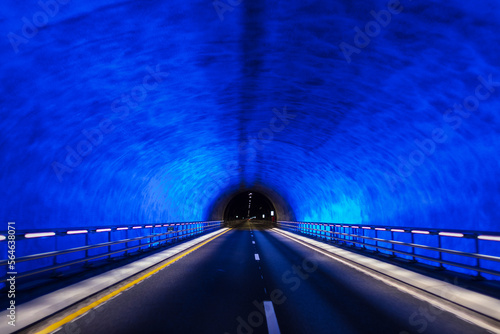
left=36, top=228, right=232, bottom=334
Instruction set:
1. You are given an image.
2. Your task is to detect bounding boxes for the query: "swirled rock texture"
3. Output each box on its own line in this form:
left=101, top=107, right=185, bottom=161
left=1, top=0, right=499, bottom=235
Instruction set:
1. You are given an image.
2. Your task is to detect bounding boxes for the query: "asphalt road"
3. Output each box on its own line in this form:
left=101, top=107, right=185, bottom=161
left=47, top=222, right=492, bottom=334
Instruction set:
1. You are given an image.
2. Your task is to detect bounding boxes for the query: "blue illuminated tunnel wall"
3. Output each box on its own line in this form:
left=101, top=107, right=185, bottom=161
left=1, top=0, right=500, bottom=252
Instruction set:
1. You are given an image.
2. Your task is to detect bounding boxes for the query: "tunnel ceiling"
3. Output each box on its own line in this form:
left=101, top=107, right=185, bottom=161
left=1, top=0, right=500, bottom=230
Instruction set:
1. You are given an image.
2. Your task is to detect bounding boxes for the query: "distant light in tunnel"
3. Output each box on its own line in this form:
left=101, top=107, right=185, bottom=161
left=96, top=228, right=111, bottom=232
left=145, top=225, right=153, bottom=228
left=478, top=235, right=500, bottom=242
left=375, top=228, right=386, bottom=231
left=133, top=226, right=142, bottom=229
left=362, top=227, right=371, bottom=229
left=67, top=230, right=88, bottom=235
left=412, top=230, right=430, bottom=234
left=271, top=211, right=274, bottom=216
left=25, top=232, right=56, bottom=238
left=262, top=214, right=265, bottom=218
left=0, top=235, right=5, bottom=241
left=155, top=225, right=162, bottom=227
left=117, top=227, right=129, bottom=231
left=391, top=229, right=405, bottom=232
left=439, top=232, right=464, bottom=237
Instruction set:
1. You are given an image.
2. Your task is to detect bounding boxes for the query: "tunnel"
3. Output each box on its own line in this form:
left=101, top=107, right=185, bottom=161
left=223, top=191, right=277, bottom=222
left=1, top=0, right=500, bottom=333
left=2, top=0, right=500, bottom=235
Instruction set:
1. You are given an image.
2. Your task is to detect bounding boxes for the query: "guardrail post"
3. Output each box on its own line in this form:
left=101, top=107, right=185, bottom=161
left=84, top=232, right=90, bottom=267
left=362, top=228, right=366, bottom=250
left=107, top=231, right=112, bottom=261
left=437, top=235, right=444, bottom=270
left=53, top=234, right=58, bottom=266
left=411, top=232, right=416, bottom=262
left=51, top=233, right=59, bottom=278
left=391, top=230, right=395, bottom=257
left=124, top=229, right=129, bottom=257
left=474, top=236, right=483, bottom=280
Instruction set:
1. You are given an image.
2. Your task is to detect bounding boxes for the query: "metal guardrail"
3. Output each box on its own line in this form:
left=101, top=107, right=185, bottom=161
left=0, top=221, right=222, bottom=283
left=277, top=221, right=500, bottom=278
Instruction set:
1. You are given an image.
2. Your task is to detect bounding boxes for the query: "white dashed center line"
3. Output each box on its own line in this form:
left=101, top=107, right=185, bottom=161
left=254, top=253, right=260, bottom=261
left=264, top=301, right=281, bottom=334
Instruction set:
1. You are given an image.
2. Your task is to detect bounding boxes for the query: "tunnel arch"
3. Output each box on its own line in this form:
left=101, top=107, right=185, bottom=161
left=223, top=190, right=276, bottom=221
left=1, top=0, right=499, bottom=236
left=209, top=186, right=295, bottom=222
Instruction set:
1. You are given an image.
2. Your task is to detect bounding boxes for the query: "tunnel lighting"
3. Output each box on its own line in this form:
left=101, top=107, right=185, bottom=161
left=96, top=228, right=111, bottom=232
left=132, top=226, right=142, bottom=229
left=391, top=229, right=405, bottom=232
left=362, top=227, right=371, bottom=229
left=0, top=235, right=6, bottom=241
left=439, top=232, right=464, bottom=237
left=271, top=211, right=274, bottom=216
left=25, top=232, right=56, bottom=238
left=375, top=228, right=386, bottom=231
left=351, top=226, right=359, bottom=229
left=67, top=230, right=88, bottom=235
left=335, top=225, right=341, bottom=227
left=145, top=225, right=153, bottom=228
left=478, top=235, right=500, bottom=242
left=412, top=230, right=430, bottom=234
left=342, top=225, right=351, bottom=228
left=164, top=224, right=170, bottom=227
left=262, top=214, right=265, bottom=218
left=117, top=227, right=129, bottom=231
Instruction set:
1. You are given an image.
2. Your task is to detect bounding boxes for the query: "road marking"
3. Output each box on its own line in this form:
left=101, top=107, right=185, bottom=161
left=264, top=301, right=281, bottom=334
left=35, top=228, right=232, bottom=334
left=70, top=312, right=88, bottom=323
left=252, top=241, right=255, bottom=244
left=254, top=254, right=260, bottom=261
left=273, top=229, right=500, bottom=334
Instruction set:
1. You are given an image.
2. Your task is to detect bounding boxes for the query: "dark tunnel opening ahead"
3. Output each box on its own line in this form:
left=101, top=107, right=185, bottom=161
left=224, top=191, right=276, bottom=225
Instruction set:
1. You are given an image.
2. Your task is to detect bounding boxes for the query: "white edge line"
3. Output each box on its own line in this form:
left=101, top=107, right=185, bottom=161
left=272, top=229, right=500, bottom=334
left=264, top=301, right=281, bottom=334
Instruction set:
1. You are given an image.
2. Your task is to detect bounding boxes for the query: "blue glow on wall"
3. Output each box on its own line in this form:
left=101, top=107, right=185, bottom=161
left=1, top=0, right=500, bottom=250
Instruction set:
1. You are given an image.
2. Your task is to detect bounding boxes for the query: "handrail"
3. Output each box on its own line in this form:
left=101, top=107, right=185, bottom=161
left=0, top=225, right=221, bottom=283
left=0, top=225, right=216, bottom=266
left=277, top=221, right=500, bottom=278
left=277, top=221, right=500, bottom=238
left=0, top=220, right=223, bottom=240
left=0, top=221, right=223, bottom=284
left=283, top=225, right=500, bottom=263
